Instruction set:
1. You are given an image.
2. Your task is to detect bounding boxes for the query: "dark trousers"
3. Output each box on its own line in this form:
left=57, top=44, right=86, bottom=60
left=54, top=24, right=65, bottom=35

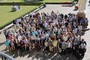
left=66, top=48, right=71, bottom=54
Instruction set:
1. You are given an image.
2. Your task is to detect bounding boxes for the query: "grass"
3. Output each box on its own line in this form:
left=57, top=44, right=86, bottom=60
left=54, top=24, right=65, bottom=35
left=0, top=6, right=38, bottom=29
left=6, top=0, right=24, bottom=2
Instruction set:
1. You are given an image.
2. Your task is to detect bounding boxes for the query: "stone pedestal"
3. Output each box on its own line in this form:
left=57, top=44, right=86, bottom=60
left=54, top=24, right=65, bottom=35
left=77, top=11, right=85, bottom=18
left=78, top=0, right=87, bottom=18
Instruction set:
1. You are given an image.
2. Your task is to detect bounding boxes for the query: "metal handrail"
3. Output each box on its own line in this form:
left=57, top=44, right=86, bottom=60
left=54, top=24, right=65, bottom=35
left=0, top=52, right=15, bottom=60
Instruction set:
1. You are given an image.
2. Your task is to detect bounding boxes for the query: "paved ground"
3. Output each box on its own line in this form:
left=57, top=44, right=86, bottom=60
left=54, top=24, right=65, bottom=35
left=0, top=31, right=6, bottom=51
left=0, top=1, right=90, bottom=60
left=82, top=0, right=90, bottom=60
left=38, top=4, right=78, bottom=14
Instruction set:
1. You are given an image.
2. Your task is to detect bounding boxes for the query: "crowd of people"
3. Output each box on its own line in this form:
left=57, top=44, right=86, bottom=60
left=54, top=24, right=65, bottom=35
left=4, top=11, right=88, bottom=59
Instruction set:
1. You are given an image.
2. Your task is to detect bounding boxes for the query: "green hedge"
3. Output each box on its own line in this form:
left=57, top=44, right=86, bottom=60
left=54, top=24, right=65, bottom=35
left=74, top=0, right=78, bottom=2
left=0, top=2, right=43, bottom=6
left=0, top=0, right=74, bottom=6
left=0, top=2, right=73, bottom=5
left=45, top=2, right=73, bottom=4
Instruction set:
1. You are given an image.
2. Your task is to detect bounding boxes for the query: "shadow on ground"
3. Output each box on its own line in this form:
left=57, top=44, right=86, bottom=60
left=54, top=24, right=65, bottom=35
left=2, top=49, right=84, bottom=60
left=0, top=42, right=4, bottom=46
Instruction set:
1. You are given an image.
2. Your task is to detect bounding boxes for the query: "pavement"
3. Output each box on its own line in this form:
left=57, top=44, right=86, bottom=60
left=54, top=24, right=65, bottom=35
left=38, top=4, right=78, bottom=14
left=0, top=31, right=6, bottom=51
left=82, top=0, right=90, bottom=60
left=0, top=1, right=90, bottom=60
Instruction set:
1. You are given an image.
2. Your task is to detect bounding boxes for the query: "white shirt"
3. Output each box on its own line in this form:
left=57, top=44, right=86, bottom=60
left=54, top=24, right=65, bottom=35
left=44, top=22, right=48, bottom=27
left=63, top=35, right=68, bottom=41
left=67, top=42, right=72, bottom=48
left=78, top=25, right=82, bottom=31
left=81, top=43, right=86, bottom=49
left=18, top=35, right=22, bottom=42
left=73, top=28, right=78, bottom=34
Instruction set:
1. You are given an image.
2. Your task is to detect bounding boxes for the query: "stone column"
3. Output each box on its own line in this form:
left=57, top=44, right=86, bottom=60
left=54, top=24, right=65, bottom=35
left=78, top=0, right=87, bottom=18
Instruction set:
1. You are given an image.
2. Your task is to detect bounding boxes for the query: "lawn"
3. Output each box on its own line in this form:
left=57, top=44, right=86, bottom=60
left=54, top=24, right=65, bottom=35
left=6, top=0, right=24, bottom=2
left=0, top=6, right=38, bottom=29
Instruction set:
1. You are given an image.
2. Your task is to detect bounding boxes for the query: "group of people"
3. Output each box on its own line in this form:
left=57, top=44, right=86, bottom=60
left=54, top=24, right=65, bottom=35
left=4, top=11, right=88, bottom=59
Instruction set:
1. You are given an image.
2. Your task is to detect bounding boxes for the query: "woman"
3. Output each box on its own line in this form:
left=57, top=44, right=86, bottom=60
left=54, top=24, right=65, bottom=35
left=9, top=40, right=15, bottom=51
left=44, top=40, right=49, bottom=51
left=52, top=39, right=58, bottom=53
left=58, top=39, right=62, bottom=53
left=66, top=40, right=72, bottom=54
left=5, top=38, right=10, bottom=51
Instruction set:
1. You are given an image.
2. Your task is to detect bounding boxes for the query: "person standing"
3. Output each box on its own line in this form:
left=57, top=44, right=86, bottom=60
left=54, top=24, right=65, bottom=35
left=52, top=39, right=58, bottom=53
left=58, top=39, right=62, bottom=53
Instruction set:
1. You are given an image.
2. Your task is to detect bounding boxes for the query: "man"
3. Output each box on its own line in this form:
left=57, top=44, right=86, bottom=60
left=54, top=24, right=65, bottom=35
left=81, top=39, right=87, bottom=54
left=58, top=39, right=62, bottom=53
left=77, top=39, right=87, bottom=58
left=61, top=40, right=67, bottom=54
left=68, top=40, right=72, bottom=51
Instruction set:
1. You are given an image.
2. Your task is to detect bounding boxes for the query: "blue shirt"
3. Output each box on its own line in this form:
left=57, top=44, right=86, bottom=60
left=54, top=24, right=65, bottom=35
left=32, top=31, right=38, bottom=36
left=5, top=40, right=10, bottom=46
